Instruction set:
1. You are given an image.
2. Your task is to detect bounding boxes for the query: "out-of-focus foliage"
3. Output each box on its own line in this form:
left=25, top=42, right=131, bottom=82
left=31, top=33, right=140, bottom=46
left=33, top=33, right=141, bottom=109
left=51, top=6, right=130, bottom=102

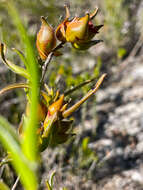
left=100, top=0, right=128, bottom=48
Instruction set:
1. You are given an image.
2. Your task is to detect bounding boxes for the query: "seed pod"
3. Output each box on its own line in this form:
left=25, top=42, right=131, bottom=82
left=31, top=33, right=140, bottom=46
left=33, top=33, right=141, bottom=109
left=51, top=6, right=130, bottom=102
left=36, top=17, right=56, bottom=60
left=56, top=5, right=70, bottom=42
left=65, top=14, right=89, bottom=43
left=56, top=20, right=69, bottom=42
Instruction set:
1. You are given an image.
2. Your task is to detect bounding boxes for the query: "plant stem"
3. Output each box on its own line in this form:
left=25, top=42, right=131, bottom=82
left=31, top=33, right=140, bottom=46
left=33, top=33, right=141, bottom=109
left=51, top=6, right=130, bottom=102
left=40, top=52, right=54, bottom=84
left=11, top=176, right=20, bottom=190
left=40, top=42, right=65, bottom=84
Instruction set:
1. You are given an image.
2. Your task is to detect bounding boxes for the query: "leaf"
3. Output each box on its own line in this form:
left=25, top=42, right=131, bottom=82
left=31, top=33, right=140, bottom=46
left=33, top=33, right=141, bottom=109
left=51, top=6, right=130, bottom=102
left=94, top=57, right=102, bottom=78
left=12, top=47, right=29, bottom=69
left=117, top=48, right=126, bottom=59
left=82, top=137, right=89, bottom=152
left=0, top=180, right=10, bottom=190
left=2, top=2, right=39, bottom=190
left=64, top=76, right=97, bottom=96
left=6, top=0, right=39, bottom=162
left=63, top=74, right=106, bottom=118
left=45, top=171, right=56, bottom=190
left=0, top=116, right=19, bottom=144
left=0, top=115, right=38, bottom=190
left=62, top=188, right=68, bottom=190
left=46, top=181, right=52, bottom=190
left=0, top=83, right=29, bottom=97
left=0, top=43, right=30, bottom=79
left=49, top=171, right=56, bottom=188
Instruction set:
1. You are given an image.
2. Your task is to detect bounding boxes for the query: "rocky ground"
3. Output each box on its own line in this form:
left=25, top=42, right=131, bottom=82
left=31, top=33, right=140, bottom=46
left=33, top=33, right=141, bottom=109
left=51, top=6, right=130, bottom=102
left=88, top=49, right=143, bottom=189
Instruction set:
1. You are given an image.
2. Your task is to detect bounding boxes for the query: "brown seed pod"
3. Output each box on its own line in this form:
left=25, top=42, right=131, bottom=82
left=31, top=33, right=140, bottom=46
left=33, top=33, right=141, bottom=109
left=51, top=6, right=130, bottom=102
left=36, top=17, right=56, bottom=60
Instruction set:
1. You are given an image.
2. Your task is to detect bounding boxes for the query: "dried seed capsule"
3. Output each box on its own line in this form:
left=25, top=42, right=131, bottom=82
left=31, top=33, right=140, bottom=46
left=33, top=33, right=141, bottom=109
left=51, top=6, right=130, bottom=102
left=36, top=17, right=56, bottom=60
left=65, top=14, right=89, bottom=43
left=56, top=5, right=70, bottom=42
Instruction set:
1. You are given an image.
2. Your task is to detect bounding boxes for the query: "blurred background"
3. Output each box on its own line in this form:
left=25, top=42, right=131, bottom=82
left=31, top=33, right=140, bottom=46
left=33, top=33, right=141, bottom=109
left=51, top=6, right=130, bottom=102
left=0, top=0, right=143, bottom=189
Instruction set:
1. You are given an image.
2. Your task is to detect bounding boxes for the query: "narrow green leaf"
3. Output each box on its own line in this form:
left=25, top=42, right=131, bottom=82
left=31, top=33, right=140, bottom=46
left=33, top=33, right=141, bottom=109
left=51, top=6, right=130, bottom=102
left=49, top=171, right=56, bottom=188
left=0, top=116, right=38, bottom=190
left=12, top=47, right=29, bottom=69
left=0, top=116, right=19, bottom=144
left=82, top=137, right=89, bottom=152
left=0, top=83, right=29, bottom=96
left=64, top=76, right=97, bottom=96
left=117, top=48, right=126, bottom=59
left=63, top=74, right=106, bottom=118
left=6, top=1, right=39, bottom=162
left=94, top=57, right=102, bottom=78
left=0, top=43, right=30, bottom=79
left=0, top=180, right=10, bottom=190
left=46, top=181, right=52, bottom=190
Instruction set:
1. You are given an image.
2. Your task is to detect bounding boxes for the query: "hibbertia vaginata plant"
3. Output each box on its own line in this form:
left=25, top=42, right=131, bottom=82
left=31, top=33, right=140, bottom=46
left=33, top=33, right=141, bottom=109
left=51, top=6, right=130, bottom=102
left=0, top=4, right=105, bottom=190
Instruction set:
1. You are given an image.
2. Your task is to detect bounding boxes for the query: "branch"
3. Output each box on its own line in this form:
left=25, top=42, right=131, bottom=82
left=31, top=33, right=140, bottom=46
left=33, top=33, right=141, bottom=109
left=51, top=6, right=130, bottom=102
left=11, top=176, right=20, bottom=190
left=40, top=52, right=53, bottom=84
left=40, top=42, right=65, bottom=84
